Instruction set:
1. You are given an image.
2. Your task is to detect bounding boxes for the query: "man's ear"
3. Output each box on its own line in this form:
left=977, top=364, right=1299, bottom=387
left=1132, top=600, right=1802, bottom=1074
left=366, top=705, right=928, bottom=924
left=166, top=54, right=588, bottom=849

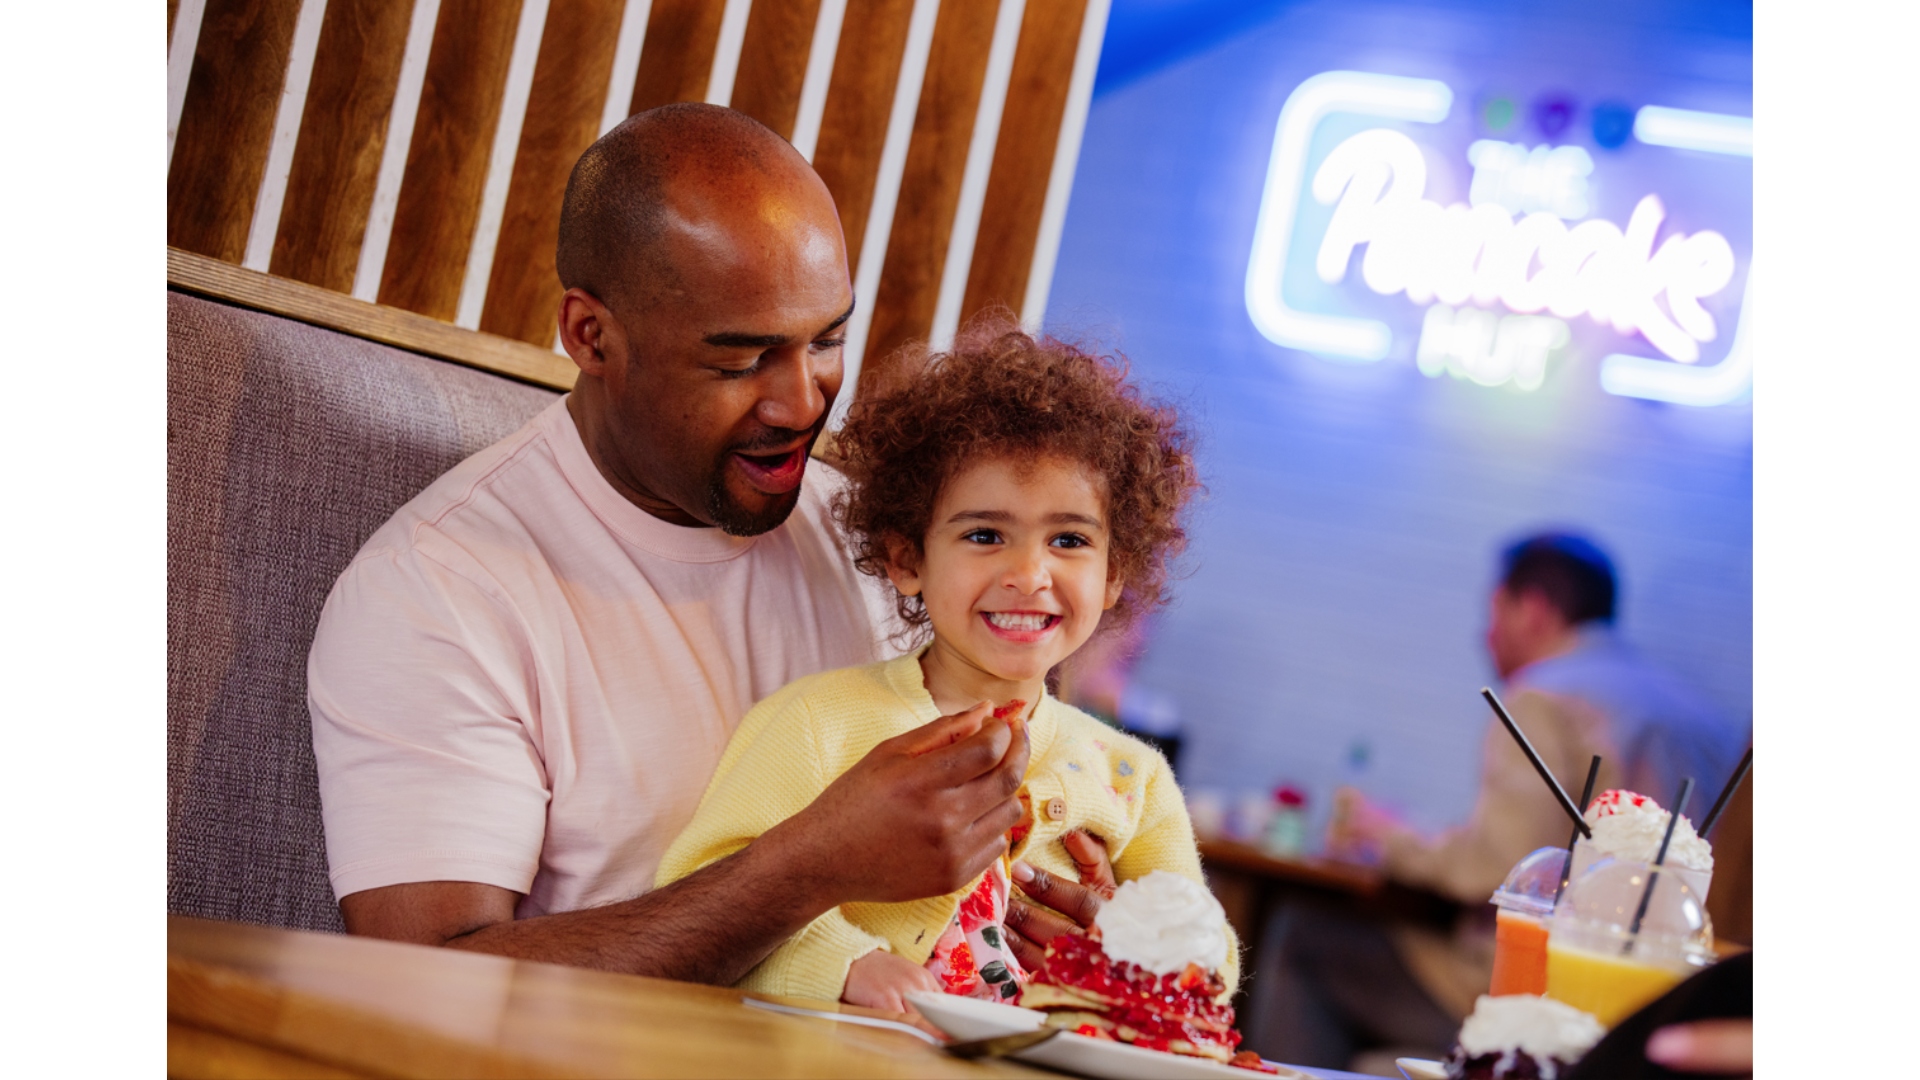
left=558, top=288, right=615, bottom=378
left=882, top=537, right=924, bottom=598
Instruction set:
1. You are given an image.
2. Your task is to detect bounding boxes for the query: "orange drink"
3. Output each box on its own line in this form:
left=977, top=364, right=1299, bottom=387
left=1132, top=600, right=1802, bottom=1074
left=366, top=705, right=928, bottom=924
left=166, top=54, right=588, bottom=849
left=1544, top=939, right=1687, bottom=1027
left=1487, top=847, right=1564, bottom=997
left=1490, top=910, right=1550, bottom=996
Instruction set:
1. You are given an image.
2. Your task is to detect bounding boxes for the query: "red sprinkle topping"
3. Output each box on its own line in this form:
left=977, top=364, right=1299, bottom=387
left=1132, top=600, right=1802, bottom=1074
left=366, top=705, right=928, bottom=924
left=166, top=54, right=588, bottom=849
left=1587, top=789, right=1656, bottom=818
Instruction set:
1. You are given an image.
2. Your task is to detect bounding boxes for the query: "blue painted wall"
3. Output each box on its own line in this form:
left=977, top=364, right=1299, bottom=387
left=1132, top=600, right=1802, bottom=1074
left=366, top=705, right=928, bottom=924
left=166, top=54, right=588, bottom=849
left=1045, top=0, right=1753, bottom=835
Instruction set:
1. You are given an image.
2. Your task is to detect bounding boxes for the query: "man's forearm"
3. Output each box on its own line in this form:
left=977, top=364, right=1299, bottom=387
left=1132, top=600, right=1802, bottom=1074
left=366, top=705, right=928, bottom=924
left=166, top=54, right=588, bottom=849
left=445, top=829, right=834, bottom=984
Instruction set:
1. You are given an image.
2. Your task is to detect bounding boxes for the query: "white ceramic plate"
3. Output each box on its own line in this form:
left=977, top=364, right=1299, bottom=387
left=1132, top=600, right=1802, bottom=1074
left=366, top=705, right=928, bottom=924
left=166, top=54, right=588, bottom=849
left=1395, top=1057, right=1448, bottom=1080
left=906, top=992, right=1319, bottom=1080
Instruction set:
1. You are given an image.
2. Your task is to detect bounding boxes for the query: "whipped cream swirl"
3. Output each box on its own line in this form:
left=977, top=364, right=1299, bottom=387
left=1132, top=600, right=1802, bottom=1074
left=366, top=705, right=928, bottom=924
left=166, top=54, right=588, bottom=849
left=1457, top=994, right=1605, bottom=1061
left=1093, top=870, right=1229, bottom=976
left=1584, top=789, right=1714, bottom=872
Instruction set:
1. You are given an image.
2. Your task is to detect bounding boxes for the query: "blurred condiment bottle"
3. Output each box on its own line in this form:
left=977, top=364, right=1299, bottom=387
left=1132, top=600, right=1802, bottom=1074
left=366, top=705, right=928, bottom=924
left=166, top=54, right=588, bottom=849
left=1262, top=785, right=1311, bottom=857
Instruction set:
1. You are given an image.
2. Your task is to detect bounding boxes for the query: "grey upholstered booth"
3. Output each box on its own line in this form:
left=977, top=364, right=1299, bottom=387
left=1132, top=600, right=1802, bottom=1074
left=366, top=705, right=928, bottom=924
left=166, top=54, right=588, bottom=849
left=167, top=290, right=558, bottom=931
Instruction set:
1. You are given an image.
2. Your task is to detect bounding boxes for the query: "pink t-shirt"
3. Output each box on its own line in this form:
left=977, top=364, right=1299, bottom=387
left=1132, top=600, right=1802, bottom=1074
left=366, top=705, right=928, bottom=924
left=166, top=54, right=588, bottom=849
left=308, top=399, right=895, bottom=917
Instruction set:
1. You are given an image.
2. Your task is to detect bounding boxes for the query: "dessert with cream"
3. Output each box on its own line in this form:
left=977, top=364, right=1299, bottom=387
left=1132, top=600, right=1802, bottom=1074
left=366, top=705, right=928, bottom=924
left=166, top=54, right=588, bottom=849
left=1443, top=994, right=1605, bottom=1079
left=1583, top=789, right=1713, bottom=871
left=1019, top=871, right=1272, bottom=1070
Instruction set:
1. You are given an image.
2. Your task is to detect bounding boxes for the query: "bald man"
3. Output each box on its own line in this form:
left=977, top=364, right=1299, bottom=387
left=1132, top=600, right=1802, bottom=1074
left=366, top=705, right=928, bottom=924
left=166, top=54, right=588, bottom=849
left=306, top=106, right=1103, bottom=986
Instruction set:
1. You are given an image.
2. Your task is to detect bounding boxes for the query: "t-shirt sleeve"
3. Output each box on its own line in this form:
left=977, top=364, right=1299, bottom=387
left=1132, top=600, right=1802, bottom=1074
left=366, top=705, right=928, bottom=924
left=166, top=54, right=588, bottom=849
left=307, top=547, right=550, bottom=901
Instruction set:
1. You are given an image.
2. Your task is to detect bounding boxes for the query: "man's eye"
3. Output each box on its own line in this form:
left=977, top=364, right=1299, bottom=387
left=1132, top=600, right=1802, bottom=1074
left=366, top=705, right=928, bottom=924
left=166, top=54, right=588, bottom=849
left=963, top=529, right=1001, bottom=545
left=1051, top=533, right=1091, bottom=549
left=716, top=357, right=763, bottom=379
left=813, top=336, right=846, bottom=352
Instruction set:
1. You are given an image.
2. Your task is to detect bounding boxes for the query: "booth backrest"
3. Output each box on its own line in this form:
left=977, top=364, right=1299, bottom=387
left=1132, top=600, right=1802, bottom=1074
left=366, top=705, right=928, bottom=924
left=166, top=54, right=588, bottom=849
left=167, top=291, right=558, bottom=931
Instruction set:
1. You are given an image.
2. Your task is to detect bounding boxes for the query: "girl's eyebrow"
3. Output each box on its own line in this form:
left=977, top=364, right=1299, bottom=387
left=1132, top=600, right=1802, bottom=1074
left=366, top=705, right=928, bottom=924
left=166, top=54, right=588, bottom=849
left=947, top=509, right=1106, bottom=530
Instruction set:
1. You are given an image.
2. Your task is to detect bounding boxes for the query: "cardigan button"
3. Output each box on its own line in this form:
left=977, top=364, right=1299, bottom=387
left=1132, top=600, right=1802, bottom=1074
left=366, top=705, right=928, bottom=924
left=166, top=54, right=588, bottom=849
left=1045, top=797, right=1067, bottom=822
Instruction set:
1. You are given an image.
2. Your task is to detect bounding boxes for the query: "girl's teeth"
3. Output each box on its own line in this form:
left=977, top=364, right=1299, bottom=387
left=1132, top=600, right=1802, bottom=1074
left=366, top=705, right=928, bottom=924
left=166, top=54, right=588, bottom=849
left=988, top=613, right=1051, bottom=631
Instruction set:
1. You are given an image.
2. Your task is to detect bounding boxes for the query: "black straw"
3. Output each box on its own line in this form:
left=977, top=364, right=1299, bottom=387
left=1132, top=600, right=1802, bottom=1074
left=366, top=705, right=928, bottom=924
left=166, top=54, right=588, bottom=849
left=1481, top=688, right=1591, bottom=839
left=1696, top=747, right=1753, bottom=839
left=1555, top=755, right=1603, bottom=904
left=1624, top=777, right=1695, bottom=955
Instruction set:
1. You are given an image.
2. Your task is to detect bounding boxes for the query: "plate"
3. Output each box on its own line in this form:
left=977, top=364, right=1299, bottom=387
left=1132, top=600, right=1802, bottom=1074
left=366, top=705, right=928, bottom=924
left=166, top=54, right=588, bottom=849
left=906, top=992, right=1319, bottom=1080
left=1396, top=1057, right=1448, bottom=1080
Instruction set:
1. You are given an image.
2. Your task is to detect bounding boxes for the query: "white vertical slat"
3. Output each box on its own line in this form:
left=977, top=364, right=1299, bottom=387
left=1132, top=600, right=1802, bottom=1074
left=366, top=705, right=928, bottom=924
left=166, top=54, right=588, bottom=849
left=166, top=0, right=209, bottom=165
left=926, top=0, right=1026, bottom=352
left=1022, top=0, right=1109, bottom=330
left=453, top=0, right=552, bottom=329
left=564, top=0, right=657, bottom=355
left=790, top=0, right=848, bottom=161
left=706, top=0, right=754, bottom=106
left=598, top=0, right=654, bottom=136
left=832, top=0, right=942, bottom=429
left=352, top=0, right=443, bottom=302
left=242, top=0, right=331, bottom=271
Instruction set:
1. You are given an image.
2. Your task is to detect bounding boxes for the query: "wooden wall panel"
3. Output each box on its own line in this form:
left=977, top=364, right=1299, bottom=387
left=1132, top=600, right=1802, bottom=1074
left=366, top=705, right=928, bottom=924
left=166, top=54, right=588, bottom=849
left=959, top=0, right=1087, bottom=324
left=169, top=0, right=182, bottom=43
left=377, top=0, right=526, bottom=321
left=729, top=0, right=823, bottom=141
left=629, top=0, right=728, bottom=114
left=810, top=0, right=916, bottom=266
left=479, top=0, right=627, bottom=347
left=863, top=0, right=1004, bottom=367
left=269, top=0, right=415, bottom=293
left=167, top=0, right=304, bottom=263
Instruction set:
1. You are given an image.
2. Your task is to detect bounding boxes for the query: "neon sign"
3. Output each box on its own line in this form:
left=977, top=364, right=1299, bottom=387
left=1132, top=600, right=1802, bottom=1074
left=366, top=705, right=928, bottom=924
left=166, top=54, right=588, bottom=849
left=1244, top=71, right=1752, bottom=406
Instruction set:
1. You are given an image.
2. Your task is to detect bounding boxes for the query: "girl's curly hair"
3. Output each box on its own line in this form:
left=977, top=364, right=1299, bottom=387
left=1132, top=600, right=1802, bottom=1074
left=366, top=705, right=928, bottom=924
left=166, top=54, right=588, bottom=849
left=832, top=317, right=1200, bottom=634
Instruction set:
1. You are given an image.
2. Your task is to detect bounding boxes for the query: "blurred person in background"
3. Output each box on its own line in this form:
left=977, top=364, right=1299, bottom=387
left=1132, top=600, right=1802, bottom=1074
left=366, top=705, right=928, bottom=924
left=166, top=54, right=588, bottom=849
left=1243, top=532, right=1748, bottom=1074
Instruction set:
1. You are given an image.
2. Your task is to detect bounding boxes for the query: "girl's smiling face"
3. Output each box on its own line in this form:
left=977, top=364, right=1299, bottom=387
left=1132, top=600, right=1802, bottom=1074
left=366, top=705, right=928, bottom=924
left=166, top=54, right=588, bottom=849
left=887, top=455, right=1123, bottom=705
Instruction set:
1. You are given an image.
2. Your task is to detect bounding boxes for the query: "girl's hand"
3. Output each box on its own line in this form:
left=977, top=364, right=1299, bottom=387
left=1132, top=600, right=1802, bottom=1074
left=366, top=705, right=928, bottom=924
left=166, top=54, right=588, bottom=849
left=842, top=949, right=942, bottom=1014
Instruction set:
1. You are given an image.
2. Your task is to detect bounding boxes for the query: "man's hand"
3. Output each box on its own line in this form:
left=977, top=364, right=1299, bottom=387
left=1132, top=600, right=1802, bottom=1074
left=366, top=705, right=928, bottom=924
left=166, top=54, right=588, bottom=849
left=1645, top=1020, right=1752, bottom=1075
left=1003, top=830, right=1114, bottom=971
left=842, top=949, right=941, bottom=1015
left=771, top=702, right=1030, bottom=905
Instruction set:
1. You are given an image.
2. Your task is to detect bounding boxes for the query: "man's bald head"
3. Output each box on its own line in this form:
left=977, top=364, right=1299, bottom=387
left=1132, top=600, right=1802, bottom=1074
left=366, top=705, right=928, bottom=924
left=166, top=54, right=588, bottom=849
left=556, top=103, right=826, bottom=314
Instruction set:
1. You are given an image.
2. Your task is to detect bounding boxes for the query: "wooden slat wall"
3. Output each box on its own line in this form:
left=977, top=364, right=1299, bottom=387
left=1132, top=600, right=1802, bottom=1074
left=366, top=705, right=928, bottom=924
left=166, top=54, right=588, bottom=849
left=168, top=0, right=304, bottom=263
left=630, top=0, right=728, bottom=113
left=167, top=0, right=1110, bottom=390
left=480, top=0, right=627, bottom=346
left=376, top=0, right=526, bottom=321
left=269, top=0, right=414, bottom=292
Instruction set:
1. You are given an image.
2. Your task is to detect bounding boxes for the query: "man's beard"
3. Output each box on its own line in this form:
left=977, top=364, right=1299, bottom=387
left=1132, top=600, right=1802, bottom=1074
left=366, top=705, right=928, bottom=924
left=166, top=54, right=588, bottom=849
left=702, top=427, right=815, bottom=537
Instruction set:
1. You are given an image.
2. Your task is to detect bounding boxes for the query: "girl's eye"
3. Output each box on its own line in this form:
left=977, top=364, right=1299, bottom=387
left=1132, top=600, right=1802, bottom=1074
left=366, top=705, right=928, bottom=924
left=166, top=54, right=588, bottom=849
left=963, top=528, right=1001, bottom=545
left=1051, top=532, right=1092, bottom=549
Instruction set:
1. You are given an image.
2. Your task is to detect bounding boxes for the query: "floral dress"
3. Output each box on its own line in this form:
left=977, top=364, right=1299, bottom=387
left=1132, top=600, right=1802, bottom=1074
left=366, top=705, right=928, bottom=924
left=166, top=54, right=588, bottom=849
left=923, top=860, right=1029, bottom=1000
left=924, top=792, right=1033, bottom=1001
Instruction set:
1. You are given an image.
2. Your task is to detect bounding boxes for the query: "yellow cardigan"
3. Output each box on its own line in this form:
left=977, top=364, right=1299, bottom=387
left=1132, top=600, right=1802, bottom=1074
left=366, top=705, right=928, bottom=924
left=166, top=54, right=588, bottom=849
left=655, top=649, right=1238, bottom=1003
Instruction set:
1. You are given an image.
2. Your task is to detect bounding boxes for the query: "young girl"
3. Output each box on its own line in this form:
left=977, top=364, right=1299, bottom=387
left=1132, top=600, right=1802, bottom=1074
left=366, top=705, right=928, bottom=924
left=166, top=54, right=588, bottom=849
left=654, top=321, right=1227, bottom=1013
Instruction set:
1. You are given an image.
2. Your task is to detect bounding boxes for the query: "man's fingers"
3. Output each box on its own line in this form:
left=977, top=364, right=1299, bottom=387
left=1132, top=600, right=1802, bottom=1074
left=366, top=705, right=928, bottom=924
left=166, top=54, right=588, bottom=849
left=1645, top=1020, right=1753, bottom=1073
left=893, top=703, right=991, bottom=758
left=1061, top=829, right=1117, bottom=896
left=1004, top=892, right=1081, bottom=949
left=1011, top=859, right=1105, bottom=929
left=1006, top=923, right=1051, bottom=971
left=918, top=711, right=1016, bottom=781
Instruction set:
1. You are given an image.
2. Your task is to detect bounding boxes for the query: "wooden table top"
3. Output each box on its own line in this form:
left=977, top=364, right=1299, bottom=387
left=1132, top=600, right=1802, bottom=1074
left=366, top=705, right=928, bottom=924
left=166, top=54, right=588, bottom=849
left=167, top=915, right=1048, bottom=1079
left=1197, top=838, right=1385, bottom=896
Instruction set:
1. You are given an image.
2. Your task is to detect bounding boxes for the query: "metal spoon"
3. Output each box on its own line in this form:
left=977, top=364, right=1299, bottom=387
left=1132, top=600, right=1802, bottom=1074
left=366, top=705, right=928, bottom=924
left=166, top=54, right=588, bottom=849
left=944, top=1026, right=1065, bottom=1059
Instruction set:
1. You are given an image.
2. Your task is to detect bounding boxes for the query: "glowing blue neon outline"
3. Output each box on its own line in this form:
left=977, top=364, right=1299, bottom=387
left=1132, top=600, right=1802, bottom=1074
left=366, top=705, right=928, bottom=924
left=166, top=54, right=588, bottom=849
left=1244, top=71, right=1453, bottom=361
left=1598, top=105, right=1754, bottom=406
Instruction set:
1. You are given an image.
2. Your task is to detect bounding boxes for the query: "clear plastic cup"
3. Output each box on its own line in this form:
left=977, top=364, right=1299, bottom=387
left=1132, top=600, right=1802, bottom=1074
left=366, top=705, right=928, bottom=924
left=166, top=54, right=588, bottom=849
left=1488, top=846, right=1567, bottom=996
left=1545, top=857, right=1714, bottom=1026
left=1567, top=836, right=1712, bottom=902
